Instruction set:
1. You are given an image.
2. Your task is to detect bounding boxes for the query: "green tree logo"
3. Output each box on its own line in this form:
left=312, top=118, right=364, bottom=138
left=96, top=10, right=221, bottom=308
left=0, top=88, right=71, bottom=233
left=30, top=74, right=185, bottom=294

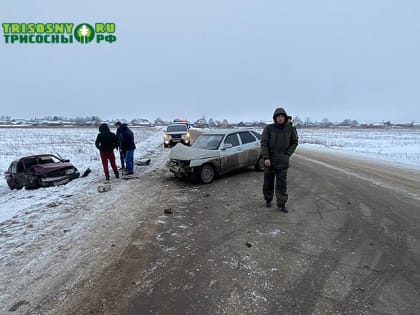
left=74, top=23, right=95, bottom=44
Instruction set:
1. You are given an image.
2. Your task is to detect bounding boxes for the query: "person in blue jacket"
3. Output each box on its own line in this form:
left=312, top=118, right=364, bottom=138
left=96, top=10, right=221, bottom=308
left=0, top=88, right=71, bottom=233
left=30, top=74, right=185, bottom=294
left=115, top=122, right=136, bottom=175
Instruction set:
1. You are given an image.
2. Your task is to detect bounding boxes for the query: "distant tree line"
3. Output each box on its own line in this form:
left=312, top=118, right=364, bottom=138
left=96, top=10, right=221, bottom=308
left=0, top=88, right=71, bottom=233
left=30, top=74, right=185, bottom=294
left=293, top=116, right=419, bottom=128
left=0, top=115, right=418, bottom=129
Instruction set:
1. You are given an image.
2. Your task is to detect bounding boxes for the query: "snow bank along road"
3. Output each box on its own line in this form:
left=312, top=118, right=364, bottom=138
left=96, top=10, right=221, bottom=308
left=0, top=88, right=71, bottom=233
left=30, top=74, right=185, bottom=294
left=2, top=144, right=420, bottom=314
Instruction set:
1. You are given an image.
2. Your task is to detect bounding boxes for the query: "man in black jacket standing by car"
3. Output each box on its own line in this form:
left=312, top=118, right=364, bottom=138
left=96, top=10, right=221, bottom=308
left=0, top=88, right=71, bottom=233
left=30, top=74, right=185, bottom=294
left=261, top=107, right=299, bottom=212
left=115, top=122, right=136, bottom=175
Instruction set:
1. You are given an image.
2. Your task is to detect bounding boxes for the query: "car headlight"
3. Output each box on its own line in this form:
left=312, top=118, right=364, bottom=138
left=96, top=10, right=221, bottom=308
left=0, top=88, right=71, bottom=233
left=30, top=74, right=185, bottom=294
left=163, top=133, right=169, bottom=138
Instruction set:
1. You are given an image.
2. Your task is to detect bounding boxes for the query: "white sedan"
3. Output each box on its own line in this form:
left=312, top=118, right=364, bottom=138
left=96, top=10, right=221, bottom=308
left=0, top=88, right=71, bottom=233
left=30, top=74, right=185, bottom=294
left=167, top=129, right=264, bottom=183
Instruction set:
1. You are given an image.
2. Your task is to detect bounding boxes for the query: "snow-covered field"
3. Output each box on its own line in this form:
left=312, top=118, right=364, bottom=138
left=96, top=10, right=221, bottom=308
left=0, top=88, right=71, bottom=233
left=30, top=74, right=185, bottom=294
left=0, top=126, right=166, bottom=223
left=298, top=128, right=420, bottom=168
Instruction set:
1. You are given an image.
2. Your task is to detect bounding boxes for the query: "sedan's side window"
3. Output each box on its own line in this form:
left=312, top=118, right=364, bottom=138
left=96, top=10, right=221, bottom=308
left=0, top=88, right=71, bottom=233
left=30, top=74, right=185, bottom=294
left=224, top=134, right=240, bottom=147
left=239, top=131, right=256, bottom=144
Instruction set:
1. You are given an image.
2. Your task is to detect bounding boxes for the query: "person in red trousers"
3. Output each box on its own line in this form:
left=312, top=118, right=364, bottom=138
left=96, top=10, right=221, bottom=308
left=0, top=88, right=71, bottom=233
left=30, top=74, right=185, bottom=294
left=95, top=123, right=119, bottom=180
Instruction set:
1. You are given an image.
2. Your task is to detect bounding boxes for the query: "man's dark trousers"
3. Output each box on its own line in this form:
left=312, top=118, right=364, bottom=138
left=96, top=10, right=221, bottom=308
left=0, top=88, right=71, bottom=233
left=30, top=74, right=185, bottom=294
left=263, top=167, right=288, bottom=206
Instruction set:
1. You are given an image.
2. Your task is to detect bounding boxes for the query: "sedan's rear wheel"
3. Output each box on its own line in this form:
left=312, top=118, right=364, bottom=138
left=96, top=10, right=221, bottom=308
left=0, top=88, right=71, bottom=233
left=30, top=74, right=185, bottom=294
left=200, top=164, right=215, bottom=184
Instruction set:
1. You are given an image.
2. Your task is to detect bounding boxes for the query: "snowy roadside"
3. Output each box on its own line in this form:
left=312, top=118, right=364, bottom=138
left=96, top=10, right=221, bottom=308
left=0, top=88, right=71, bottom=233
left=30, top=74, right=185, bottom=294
left=298, top=128, right=420, bottom=170
left=297, top=143, right=420, bottom=172
left=0, top=127, right=167, bottom=313
left=0, top=126, right=166, bottom=223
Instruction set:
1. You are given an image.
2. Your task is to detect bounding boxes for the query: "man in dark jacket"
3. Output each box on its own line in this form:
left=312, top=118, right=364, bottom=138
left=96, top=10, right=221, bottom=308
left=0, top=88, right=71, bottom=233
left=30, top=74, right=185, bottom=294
left=115, top=122, right=136, bottom=175
left=95, top=123, right=119, bottom=180
left=261, top=107, right=299, bottom=212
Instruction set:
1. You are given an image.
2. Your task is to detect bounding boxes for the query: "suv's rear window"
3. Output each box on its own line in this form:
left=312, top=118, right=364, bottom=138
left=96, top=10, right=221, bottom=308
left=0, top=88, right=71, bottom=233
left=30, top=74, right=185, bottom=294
left=167, top=125, right=187, bottom=132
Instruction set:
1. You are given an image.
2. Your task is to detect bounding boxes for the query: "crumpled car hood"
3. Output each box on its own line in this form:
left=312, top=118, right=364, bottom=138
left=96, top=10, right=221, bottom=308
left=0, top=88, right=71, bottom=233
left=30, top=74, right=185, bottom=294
left=31, top=162, right=75, bottom=175
left=169, top=144, right=220, bottom=160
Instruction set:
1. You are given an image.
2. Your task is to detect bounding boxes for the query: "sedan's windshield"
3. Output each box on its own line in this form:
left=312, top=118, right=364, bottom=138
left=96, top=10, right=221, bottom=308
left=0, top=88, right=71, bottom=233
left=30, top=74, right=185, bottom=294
left=39, top=155, right=61, bottom=163
left=193, top=134, right=224, bottom=150
left=23, top=155, right=60, bottom=167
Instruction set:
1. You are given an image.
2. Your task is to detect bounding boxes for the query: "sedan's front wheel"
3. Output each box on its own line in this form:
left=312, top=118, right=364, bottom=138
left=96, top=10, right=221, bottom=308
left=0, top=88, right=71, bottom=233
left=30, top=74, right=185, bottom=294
left=200, top=164, right=215, bottom=184
left=26, top=175, right=41, bottom=189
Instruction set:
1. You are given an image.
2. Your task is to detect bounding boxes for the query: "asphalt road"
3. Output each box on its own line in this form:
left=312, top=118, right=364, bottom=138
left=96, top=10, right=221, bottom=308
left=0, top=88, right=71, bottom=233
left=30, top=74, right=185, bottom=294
left=55, top=147, right=420, bottom=315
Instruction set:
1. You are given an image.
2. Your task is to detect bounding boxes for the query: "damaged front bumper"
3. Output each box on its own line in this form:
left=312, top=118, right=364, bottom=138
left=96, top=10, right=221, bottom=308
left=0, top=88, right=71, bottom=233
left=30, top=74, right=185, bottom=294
left=40, top=172, right=80, bottom=187
left=167, top=159, right=194, bottom=177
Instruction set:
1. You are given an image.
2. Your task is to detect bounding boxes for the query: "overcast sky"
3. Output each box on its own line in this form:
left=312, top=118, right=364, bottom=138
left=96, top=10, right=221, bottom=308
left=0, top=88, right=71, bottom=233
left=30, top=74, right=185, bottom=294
left=1, top=0, right=420, bottom=123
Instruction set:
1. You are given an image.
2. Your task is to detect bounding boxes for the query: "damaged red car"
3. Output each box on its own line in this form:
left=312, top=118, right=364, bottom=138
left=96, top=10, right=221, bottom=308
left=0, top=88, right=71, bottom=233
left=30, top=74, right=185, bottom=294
left=5, top=154, right=80, bottom=190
